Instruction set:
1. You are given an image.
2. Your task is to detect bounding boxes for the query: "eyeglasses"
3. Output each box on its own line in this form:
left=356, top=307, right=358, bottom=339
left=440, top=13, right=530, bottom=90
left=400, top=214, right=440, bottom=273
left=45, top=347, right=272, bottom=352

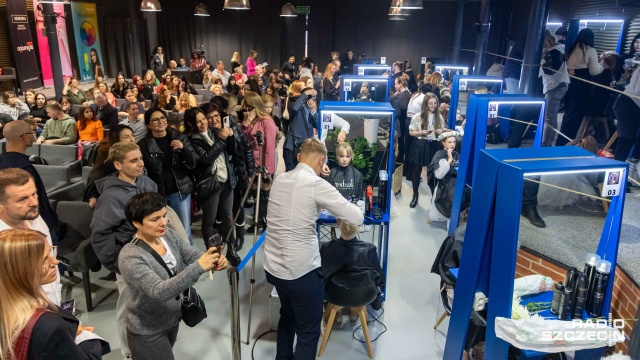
left=206, top=114, right=221, bottom=121
left=42, top=246, right=57, bottom=270
left=150, top=116, right=167, bottom=123
left=20, top=131, right=36, bottom=139
left=243, top=106, right=255, bottom=112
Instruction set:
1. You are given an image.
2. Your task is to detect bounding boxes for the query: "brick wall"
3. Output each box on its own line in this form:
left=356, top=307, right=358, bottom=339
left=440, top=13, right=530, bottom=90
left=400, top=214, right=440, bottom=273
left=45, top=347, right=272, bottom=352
left=516, top=248, right=639, bottom=354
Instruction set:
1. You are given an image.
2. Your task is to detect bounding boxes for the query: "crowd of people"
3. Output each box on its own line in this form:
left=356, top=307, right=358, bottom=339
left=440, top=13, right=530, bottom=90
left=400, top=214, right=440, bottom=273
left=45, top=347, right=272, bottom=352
left=1, top=30, right=638, bottom=358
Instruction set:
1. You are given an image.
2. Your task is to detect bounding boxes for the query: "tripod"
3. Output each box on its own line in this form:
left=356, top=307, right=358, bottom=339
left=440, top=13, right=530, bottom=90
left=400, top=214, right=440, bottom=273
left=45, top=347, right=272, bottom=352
left=222, top=130, right=272, bottom=345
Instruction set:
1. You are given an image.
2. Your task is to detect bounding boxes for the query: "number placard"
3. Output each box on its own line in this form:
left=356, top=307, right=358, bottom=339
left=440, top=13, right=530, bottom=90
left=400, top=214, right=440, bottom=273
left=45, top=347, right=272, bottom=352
left=601, top=170, right=623, bottom=197
left=459, top=80, right=467, bottom=91
left=488, top=102, right=498, bottom=118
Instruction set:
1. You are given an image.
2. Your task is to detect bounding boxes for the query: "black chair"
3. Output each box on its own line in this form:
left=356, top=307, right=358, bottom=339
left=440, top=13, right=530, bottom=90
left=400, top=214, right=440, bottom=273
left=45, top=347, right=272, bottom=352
left=56, top=201, right=101, bottom=312
left=318, top=280, right=378, bottom=358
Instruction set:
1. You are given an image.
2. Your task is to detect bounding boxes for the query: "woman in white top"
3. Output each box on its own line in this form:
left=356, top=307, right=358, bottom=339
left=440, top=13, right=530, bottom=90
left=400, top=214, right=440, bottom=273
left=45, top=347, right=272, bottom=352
left=407, top=93, right=446, bottom=208
left=557, top=28, right=603, bottom=146
left=540, top=29, right=570, bottom=146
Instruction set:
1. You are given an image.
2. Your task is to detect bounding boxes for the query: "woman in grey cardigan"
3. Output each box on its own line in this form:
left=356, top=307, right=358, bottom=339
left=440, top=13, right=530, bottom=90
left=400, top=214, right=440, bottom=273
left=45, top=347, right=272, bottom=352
left=119, top=192, right=228, bottom=360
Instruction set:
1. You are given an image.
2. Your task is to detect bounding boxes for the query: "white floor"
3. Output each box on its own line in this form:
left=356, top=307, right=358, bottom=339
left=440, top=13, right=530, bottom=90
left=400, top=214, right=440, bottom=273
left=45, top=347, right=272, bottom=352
left=65, top=176, right=450, bottom=360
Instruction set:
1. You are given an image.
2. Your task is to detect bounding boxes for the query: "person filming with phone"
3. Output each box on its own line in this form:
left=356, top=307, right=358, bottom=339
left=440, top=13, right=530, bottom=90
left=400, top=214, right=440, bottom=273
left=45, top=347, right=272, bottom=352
left=118, top=192, right=227, bottom=360
left=264, top=138, right=363, bottom=360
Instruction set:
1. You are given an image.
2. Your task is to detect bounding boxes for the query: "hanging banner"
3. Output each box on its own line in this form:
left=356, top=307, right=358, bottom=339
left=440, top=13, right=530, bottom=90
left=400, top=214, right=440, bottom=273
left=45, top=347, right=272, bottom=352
left=5, top=0, right=42, bottom=91
left=70, top=2, right=105, bottom=81
left=33, top=0, right=73, bottom=87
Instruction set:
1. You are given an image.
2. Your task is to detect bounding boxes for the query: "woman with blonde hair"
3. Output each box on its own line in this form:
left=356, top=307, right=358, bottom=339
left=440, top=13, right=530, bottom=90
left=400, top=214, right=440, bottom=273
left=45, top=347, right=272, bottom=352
left=174, top=92, right=194, bottom=112
left=0, top=229, right=106, bottom=359
left=144, top=70, right=159, bottom=87
left=322, top=63, right=341, bottom=101
left=240, top=91, right=278, bottom=232
left=231, top=52, right=242, bottom=73
left=426, top=72, right=443, bottom=88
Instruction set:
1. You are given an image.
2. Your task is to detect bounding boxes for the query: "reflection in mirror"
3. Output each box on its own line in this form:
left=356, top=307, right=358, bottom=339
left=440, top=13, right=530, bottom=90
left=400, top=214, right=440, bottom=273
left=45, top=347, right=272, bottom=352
left=343, top=80, right=389, bottom=102
left=435, top=65, right=469, bottom=83
left=484, top=103, right=545, bottom=150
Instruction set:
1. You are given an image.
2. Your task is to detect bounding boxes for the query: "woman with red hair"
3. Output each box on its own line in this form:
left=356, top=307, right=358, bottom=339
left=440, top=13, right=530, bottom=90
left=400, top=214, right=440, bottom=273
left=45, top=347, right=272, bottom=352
left=134, top=75, right=154, bottom=100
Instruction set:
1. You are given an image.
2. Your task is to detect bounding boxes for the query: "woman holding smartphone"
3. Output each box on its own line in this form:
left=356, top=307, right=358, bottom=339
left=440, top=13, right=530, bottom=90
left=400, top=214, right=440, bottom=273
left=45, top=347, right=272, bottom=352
left=184, top=106, right=240, bottom=264
left=407, top=92, right=446, bottom=208
left=119, top=192, right=227, bottom=360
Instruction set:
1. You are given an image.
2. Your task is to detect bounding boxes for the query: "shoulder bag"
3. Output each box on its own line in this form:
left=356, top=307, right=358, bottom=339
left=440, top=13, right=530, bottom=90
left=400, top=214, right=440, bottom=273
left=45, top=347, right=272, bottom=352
left=8, top=308, right=47, bottom=360
left=132, top=237, right=207, bottom=327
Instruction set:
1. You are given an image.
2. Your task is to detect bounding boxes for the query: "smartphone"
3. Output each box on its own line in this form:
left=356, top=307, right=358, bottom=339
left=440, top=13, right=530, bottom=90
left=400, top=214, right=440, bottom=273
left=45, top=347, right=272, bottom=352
left=207, top=234, right=223, bottom=254
left=60, top=299, right=76, bottom=315
left=223, top=116, right=230, bottom=128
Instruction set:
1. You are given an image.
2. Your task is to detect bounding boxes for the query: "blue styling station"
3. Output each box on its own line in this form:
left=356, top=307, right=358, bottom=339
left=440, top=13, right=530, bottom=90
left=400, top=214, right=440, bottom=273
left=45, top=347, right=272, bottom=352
left=447, top=75, right=504, bottom=130
left=341, top=75, right=391, bottom=103
left=316, top=102, right=396, bottom=301
left=449, top=94, right=546, bottom=234
left=443, top=147, right=628, bottom=359
left=353, top=64, right=392, bottom=76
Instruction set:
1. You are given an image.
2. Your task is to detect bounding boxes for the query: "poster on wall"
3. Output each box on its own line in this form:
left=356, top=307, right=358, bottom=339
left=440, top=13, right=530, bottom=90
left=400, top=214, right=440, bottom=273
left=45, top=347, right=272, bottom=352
left=5, top=0, right=42, bottom=91
left=70, top=2, right=105, bottom=81
left=33, top=0, right=73, bottom=87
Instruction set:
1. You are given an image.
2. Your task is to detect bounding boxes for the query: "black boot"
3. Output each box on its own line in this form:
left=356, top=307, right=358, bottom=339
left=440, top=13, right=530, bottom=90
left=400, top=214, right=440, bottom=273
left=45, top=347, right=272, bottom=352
left=410, top=194, right=419, bottom=208
left=521, top=205, right=546, bottom=228
left=234, top=222, right=245, bottom=251
left=225, top=236, right=242, bottom=267
left=246, top=218, right=266, bottom=234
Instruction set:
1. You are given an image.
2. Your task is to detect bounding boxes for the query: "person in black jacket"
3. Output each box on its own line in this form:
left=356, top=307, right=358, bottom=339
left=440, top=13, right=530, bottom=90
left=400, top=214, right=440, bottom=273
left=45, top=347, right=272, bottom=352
left=341, top=50, right=356, bottom=75
left=320, top=219, right=385, bottom=319
left=0, top=229, right=109, bottom=360
left=390, top=76, right=412, bottom=166
left=503, top=30, right=527, bottom=94
left=149, top=45, right=166, bottom=72
left=211, top=96, right=255, bottom=250
left=184, top=106, right=239, bottom=265
left=90, top=93, right=119, bottom=129
left=29, top=93, right=50, bottom=123
left=280, top=54, right=297, bottom=80
left=322, top=63, right=341, bottom=101
left=138, top=108, right=197, bottom=244
left=0, top=120, right=60, bottom=244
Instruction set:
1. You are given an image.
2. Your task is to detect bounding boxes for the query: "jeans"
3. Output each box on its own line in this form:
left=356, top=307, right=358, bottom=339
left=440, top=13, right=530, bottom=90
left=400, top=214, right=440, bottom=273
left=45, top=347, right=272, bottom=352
left=128, top=324, right=179, bottom=360
left=115, top=274, right=132, bottom=357
left=266, top=269, right=324, bottom=360
left=504, top=77, right=520, bottom=94
left=543, top=83, right=568, bottom=146
left=283, top=148, right=298, bottom=172
left=166, top=192, right=192, bottom=244
left=200, top=180, right=233, bottom=247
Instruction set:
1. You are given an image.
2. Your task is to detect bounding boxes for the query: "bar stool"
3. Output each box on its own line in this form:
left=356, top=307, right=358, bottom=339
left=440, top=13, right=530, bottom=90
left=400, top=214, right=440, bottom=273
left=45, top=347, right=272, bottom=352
left=317, top=283, right=378, bottom=359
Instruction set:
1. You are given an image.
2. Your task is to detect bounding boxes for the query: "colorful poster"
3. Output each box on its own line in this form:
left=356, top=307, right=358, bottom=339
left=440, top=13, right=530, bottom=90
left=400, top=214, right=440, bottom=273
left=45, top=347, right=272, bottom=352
left=33, top=0, right=73, bottom=87
left=70, top=2, right=104, bottom=82
left=5, top=0, right=42, bottom=90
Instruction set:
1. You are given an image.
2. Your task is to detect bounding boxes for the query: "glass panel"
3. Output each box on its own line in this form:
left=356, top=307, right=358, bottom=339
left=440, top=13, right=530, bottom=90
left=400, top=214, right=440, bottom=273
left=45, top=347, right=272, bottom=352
left=435, top=66, right=469, bottom=84
left=343, top=80, right=389, bottom=102
left=454, top=80, right=502, bottom=129
left=484, top=103, right=545, bottom=150
left=516, top=170, right=610, bottom=319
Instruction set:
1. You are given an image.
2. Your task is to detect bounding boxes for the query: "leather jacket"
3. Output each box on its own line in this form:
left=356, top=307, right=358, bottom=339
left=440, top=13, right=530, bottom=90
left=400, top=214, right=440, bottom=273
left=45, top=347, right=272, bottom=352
left=229, top=119, right=255, bottom=188
left=320, top=238, right=385, bottom=291
left=188, top=128, right=238, bottom=190
left=137, top=127, right=197, bottom=197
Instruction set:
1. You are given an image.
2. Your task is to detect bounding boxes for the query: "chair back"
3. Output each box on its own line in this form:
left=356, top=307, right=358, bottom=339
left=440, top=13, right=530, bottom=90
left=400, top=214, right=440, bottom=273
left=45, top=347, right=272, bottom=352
left=57, top=201, right=93, bottom=242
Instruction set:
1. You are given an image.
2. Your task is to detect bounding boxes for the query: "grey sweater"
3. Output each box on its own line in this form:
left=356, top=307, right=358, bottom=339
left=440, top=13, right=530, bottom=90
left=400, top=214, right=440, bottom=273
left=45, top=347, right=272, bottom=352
left=118, top=228, right=205, bottom=336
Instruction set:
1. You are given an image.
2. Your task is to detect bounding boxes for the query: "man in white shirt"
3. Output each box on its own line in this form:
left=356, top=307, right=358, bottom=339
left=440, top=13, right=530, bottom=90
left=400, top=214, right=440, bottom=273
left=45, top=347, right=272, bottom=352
left=212, top=61, right=232, bottom=87
left=264, top=138, right=363, bottom=360
left=119, top=101, right=147, bottom=142
left=0, top=168, right=61, bottom=305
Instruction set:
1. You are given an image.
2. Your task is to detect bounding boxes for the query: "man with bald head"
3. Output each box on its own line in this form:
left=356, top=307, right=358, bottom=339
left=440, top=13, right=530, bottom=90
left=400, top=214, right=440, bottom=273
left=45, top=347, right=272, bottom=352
left=0, top=120, right=60, bottom=244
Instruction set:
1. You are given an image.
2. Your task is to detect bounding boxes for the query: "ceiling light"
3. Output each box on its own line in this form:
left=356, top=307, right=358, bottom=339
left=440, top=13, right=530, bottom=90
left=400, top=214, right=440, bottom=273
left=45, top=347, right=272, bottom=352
left=223, top=0, right=250, bottom=10
left=39, top=0, right=70, bottom=4
left=391, top=0, right=423, bottom=10
left=194, top=3, right=210, bottom=16
left=388, top=6, right=410, bottom=16
left=140, top=0, right=162, bottom=11
left=280, top=3, right=298, bottom=17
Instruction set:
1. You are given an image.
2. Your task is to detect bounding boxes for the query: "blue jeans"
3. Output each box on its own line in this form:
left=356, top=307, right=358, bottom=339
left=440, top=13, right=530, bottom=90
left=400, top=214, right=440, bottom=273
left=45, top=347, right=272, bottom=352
left=166, top=192, right=192, bottom=244
left=505, top=77, right=520, bottom=94
left=543, top=83, right=568, bottom=146
left=266, top=269, right=324, bottom=360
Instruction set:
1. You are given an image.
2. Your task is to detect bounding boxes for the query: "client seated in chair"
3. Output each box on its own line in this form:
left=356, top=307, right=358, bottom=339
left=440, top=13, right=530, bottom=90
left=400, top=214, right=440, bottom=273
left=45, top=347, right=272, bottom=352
left=320, top=219, right=385, bottom=323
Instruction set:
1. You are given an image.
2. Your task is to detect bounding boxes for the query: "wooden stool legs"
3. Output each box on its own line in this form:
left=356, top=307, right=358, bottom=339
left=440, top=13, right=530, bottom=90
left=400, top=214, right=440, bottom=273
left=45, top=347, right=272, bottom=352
left=318, top=304, right=374, bottom=359
left=434, top=311, right=449, bottom=330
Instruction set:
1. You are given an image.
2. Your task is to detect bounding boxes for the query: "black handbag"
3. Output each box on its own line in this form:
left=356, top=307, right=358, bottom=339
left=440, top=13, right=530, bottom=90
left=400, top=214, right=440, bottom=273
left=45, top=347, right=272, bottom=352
left=194, top=172, right=220, bottom=200
left=131, top=237, right=208, bottom=327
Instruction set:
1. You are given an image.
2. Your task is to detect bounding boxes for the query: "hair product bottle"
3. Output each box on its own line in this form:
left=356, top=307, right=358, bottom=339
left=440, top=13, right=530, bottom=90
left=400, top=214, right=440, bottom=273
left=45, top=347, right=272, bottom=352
left=550, top=281, right=564, bottom=315
left=583, top=253, right=601, bottom=310
left=589, top=260, right=612, bottom=317
left=572, top=274, right=589, bottom=319
left=558, top=287, right=574, bottom=321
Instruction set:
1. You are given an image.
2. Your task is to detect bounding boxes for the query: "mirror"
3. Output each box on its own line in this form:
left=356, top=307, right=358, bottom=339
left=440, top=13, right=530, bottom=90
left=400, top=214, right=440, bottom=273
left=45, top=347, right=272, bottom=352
left=342, top=78, right=389, bottom=103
